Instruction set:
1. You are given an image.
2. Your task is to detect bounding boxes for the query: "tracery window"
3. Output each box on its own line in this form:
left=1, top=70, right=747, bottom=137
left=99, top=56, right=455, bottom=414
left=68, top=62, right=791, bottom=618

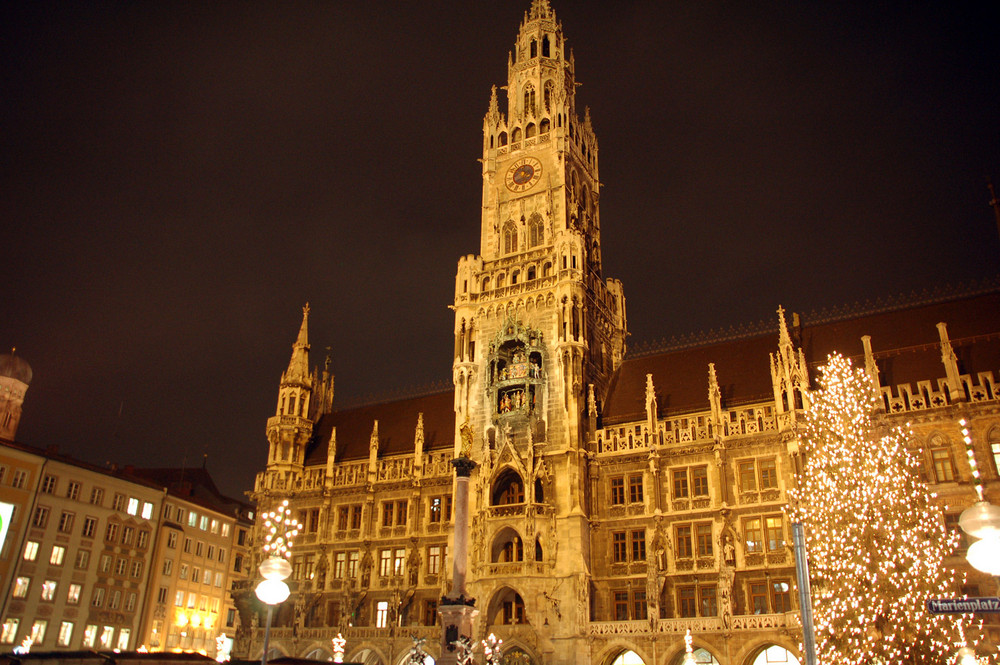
left=528, top=214, right=544, bottom=247
left=503, top=221, right=518, bottom=255
left=523, top=84, right=536, bottom=116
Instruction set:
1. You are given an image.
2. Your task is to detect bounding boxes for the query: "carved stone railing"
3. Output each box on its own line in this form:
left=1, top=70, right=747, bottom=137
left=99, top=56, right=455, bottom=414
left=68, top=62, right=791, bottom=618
left=331, top=462, right=367, bottom=487
left=588, top=614, right=794, bottom=637
left=483, top=561, right=547, bottom=577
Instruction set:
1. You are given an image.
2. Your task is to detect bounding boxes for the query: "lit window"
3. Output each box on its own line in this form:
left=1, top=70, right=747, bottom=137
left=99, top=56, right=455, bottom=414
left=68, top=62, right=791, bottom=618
left=141, top=502, right=153, bottom=520
left=23, top=540, right=39, bottom=561
left=210, top=519, right=219, bottom=534
left=50, top=545, right=66, bottom=566
left=379, top=550, right=392, bottom=577
left=200, top=515, right=209, bottom=530
left=30, top=620, right=47, bottom=644
left=394, top=548, right=406, bottom=576
left=57, top=621, right=73, bottom=647
left=99, top=626, right=114, bottom=649
left=375, top=601, right=389, bottom=628
left=1, top=619, right=19, bottom=644
left=13, top=577, right=30, bottom=598
left=82, top=625, right=98, bottom=648
left=745, top=517, right=763, bottom=553
left=188, top=512, right=198, bottom=528
left=221, top=523, right=231, bottom=537
left=67, top=584, right=82, bottom=604
left=41, top=580, right=57, bottom=601
left=175, top=591, right=184, bottom=607
left=127, top=497, right=139, bottom=516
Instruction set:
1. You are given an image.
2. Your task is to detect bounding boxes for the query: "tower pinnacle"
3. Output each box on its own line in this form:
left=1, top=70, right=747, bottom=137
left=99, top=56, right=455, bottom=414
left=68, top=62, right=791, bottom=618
left=283, top=303, right=311, bottom=387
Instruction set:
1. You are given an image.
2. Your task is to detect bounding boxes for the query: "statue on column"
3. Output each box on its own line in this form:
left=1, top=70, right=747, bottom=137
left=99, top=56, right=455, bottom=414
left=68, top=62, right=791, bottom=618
left=719, top=563, right=735, bottom=631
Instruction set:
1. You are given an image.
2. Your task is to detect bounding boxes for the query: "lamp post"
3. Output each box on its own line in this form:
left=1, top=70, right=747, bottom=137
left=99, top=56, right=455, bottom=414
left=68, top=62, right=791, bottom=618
left=255, top=500, right=300, bottom=665
left=957, top=420, right=1000, bottom=576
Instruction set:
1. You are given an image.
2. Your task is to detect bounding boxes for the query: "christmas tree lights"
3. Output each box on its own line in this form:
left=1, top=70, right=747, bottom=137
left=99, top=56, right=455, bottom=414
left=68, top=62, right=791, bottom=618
left=788, top=354, right=979, bottom=664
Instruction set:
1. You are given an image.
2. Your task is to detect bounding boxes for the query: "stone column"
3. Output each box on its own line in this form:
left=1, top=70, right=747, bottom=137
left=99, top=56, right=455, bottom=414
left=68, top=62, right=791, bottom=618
left=438, top=456, right=479, bottom=665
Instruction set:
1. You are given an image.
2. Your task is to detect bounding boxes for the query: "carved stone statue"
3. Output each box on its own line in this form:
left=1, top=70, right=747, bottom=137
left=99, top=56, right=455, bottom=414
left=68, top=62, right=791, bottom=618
left=460, top=417, right=474, bottom=458
left=719, top=564, right=735, bottom=631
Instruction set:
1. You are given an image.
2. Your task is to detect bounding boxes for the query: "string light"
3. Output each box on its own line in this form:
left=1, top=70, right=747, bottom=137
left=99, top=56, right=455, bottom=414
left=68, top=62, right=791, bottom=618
left=788, top=354, right=982, bottom=664
left=261, top=499, right=300, bottom=559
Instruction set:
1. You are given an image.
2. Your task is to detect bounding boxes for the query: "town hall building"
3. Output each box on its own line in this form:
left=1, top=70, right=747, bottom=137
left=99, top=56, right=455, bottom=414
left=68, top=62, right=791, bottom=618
left=239, top=2, right=1000, bottom=664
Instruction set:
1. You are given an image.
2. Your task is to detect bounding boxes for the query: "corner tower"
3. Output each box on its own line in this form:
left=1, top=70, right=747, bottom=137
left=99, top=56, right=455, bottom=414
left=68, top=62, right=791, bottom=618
left=260, top=304, right=334, bottom=491
left=451, top=2, right=626, bottom=661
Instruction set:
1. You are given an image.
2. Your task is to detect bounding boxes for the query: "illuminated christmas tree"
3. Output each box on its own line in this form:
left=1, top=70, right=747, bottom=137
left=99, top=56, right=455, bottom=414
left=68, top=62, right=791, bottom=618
left=789, top=354, right=976, bottom=664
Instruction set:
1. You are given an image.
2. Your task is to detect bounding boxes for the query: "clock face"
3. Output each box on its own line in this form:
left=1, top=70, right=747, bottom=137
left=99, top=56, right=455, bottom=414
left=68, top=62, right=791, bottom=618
left=506, top=157, right=542, bottom=193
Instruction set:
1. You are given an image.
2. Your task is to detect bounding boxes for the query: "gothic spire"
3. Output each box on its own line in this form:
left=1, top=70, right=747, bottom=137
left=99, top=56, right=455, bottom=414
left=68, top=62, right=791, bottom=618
left=282, top=303, right=312, bottom=387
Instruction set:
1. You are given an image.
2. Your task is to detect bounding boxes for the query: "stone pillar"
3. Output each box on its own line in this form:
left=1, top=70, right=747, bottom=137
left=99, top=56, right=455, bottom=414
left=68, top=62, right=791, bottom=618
left=438, top=456, right=479, bottom=665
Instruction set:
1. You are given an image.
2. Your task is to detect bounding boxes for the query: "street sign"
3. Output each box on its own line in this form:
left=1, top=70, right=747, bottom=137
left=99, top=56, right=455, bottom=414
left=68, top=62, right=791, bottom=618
left=927, top=597, right=1000, bottom=614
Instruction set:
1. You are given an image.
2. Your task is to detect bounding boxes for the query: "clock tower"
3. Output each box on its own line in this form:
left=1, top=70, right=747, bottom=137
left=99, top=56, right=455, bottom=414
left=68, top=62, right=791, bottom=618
left=451, top=1, right=627, bottom=659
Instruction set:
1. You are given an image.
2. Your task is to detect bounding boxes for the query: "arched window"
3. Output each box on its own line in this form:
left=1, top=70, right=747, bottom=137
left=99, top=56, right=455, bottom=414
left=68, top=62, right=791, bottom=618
left=512, top=127, right=522, bottom=143
left=527, top=266, right=536, bottom=281
left=542, top=262, right=552, bottom=277
left=525, top=123, right=536, bottom=138
left=492, top=469, right=525, bottom=505
left=511, top=270, right=519, bottom=285
left=750, top=646, right=800, bottom=665
left=610, top=652, right=646, bottom=665
left=542, top=35, right=550, bottom=57
left=482, top=276, right=491, bottom=291
left=491, top=528, right=524, bottom=563
left=488, top=587, right=527, bottom=625
left=539, top=118, right=550, bottom=133
left=498, top=131, right=508, bottom=146
left=528, top=215, right=544, bottom=247
left=530, top=39, right=537, bottom=58
left=496, top=274, right=506, bottom=288
left=523, top=84, right=536, bottom=117
left=503, top=221, right=518, bottom=254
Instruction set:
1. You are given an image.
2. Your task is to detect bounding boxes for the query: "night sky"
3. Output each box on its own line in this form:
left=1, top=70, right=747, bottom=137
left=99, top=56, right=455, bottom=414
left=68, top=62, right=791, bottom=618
left=2, top=1, right=998, bottom=498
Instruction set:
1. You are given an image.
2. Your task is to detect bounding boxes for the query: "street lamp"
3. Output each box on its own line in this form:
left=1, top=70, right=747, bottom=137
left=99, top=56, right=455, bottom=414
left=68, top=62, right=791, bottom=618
left=957, top=420, right=1000, bottom=576
left=255, top=500, right=299, bottom=665
left=255, top=558, right=291, bottom=665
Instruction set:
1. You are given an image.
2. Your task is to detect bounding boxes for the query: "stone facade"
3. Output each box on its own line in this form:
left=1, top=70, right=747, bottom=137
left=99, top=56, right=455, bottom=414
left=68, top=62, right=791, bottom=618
left=243, top=2, right=1000, bottom=664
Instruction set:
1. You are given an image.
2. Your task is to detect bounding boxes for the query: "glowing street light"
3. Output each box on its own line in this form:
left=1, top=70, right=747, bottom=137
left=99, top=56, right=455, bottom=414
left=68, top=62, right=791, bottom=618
left=957, top=420, right=1000, bottom=576
left=255, top=500, right=299, bottom=665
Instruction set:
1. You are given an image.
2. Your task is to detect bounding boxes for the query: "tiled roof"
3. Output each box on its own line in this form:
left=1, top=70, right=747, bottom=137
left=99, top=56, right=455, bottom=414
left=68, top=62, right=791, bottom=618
left=603, top=291, right=1000, bottom=424
left=307, top=390, right=455, bottom=464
